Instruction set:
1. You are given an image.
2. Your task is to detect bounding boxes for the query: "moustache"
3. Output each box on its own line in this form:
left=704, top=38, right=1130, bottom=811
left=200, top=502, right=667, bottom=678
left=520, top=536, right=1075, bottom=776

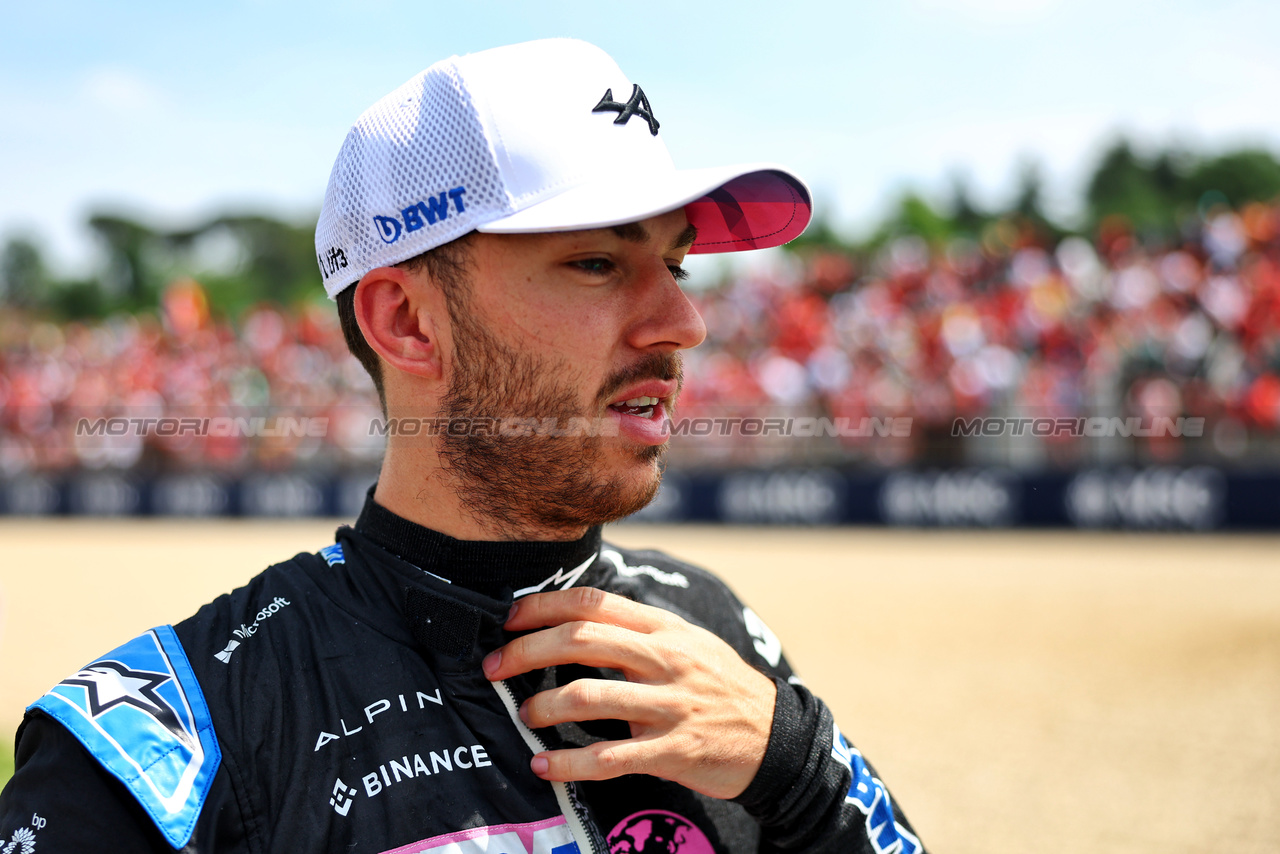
left=596, top=352, right=684, bottom=407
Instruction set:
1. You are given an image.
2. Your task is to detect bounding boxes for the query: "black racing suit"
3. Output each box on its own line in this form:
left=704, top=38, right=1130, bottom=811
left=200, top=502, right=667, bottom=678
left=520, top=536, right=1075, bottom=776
left=0, top=495, right=925, bottom=853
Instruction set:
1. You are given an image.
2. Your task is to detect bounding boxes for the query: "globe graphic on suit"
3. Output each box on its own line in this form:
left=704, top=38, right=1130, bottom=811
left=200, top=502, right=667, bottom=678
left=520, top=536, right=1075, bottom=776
left=607, top=810, right=715, bottom=854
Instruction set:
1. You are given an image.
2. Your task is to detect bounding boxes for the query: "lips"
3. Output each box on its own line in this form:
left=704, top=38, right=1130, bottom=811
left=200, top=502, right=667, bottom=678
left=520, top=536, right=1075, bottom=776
left=603, top=379, right=678, bottom=445
left=606, top=380, right=678, bottom=420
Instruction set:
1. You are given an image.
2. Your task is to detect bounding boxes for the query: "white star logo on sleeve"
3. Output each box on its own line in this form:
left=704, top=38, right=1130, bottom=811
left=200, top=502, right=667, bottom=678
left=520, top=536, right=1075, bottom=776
left=62, top=660, right=191, bottom=746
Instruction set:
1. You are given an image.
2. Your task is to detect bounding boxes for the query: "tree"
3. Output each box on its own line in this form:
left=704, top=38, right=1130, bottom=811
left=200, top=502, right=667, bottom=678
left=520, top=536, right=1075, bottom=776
left=947, top=171, right=987, bottom=236
left=1083, top=139, right=1280, bottom=235
left=0, top=237, right=46, bottom=307
left=893, top=193, right=953, bottom=246
left=1010, top=159, right=1064, bottom=241
left=1084, top=139, right=1175, bottom=233
left=189, top=215, right=321, bottom=312
left=1184, top=149, right=1280, bottom=209
left=87, top=213, right=160, bottom=306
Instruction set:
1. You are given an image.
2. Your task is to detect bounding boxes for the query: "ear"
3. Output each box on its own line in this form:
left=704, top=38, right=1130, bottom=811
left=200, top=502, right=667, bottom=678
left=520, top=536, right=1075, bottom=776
left=353, top=266, right=443, bottom=380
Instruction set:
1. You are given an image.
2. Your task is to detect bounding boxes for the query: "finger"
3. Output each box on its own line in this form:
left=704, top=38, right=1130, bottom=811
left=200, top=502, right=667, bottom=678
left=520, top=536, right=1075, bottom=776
left=483, top=620, right=666, bottom=681
left=506, top=587, right=669, bottom=634
left=521, top=679, right=666, bottom=729
left=530, top=738, right=658, bottom=783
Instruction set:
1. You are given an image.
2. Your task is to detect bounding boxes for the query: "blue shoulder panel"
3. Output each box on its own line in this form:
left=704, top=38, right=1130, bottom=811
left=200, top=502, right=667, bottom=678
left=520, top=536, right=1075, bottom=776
left=29, top=625, right=221, bottom=849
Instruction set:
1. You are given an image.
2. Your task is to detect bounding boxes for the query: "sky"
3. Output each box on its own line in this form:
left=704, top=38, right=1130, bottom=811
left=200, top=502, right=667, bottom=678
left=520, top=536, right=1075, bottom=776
left=2, top=0, right=1279, bottom=276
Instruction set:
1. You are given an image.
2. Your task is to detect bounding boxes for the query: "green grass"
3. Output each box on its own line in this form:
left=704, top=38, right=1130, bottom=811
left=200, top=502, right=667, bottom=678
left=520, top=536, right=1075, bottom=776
left=0, top=737, right=12, bottom=790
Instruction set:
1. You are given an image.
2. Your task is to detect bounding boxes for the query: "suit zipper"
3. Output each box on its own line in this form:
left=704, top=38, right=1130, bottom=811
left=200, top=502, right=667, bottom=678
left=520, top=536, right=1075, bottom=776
left=490, top=679, right=602, bottom=854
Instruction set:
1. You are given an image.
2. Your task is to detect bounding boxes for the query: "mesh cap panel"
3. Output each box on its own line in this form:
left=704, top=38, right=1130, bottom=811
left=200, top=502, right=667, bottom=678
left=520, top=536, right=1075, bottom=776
left=315, top=60, right=511, bottom=297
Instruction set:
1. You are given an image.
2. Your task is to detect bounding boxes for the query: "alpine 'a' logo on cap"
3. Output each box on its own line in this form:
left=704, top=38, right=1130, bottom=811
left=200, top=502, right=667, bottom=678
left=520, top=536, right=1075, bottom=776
left=592, top=84, right=660, bottom=135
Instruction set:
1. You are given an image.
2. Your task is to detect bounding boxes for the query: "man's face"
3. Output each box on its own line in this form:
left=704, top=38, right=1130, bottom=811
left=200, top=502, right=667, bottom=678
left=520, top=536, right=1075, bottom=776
left=431, top=208, right=706, bottom=535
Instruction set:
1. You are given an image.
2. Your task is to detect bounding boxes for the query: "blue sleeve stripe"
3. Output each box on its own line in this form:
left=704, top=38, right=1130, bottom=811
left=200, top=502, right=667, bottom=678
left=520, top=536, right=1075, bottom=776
left=29, top=625, right=221, bottom=848
left=831, top=723, right=923, bottom=854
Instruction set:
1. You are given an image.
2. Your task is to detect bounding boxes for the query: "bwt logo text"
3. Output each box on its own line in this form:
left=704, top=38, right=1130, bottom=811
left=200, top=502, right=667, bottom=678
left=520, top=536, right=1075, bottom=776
left=374, top=186, right=467, bottom=244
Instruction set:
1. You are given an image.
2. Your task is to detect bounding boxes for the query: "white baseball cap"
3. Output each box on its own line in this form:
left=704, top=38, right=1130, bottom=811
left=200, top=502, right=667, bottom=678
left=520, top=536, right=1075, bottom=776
left=315, top=38, right=812, bottom=298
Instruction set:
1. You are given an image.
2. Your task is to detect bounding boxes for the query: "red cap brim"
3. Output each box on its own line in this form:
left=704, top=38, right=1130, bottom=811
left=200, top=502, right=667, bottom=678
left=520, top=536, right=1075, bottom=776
left=685, top=170, right=812, bottom=254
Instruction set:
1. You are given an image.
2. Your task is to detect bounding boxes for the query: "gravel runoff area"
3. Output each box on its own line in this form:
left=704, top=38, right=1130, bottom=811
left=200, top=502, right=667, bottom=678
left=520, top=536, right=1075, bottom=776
left=1, top=519, right=1276, bottom=853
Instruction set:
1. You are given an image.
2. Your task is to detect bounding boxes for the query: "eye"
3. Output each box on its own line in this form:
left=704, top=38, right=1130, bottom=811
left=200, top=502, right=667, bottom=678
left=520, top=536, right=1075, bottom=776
left=572, top=257, right=616, bottom=276
left=668, top=264, right=689, bottom=282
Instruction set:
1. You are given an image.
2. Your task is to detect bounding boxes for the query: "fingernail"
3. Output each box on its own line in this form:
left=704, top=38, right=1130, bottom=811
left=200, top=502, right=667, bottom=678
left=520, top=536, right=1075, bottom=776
left=507, top=602, right=519, bottom=622
left=518, top=702, right=529, bottom=724
left=531, top=756, right=549, bottom=777
left=482, top=650, right=501, bottom=676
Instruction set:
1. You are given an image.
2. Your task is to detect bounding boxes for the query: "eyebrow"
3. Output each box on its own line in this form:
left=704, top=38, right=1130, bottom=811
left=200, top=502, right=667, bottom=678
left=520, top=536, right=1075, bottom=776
left=670, top=223, right=699, bottom=251
left=609, top=222, right=699, bottom=251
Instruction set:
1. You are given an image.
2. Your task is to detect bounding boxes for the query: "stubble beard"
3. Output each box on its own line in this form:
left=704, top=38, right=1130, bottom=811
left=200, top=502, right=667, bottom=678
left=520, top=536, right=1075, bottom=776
left=436, top=297, right=681, bottom=538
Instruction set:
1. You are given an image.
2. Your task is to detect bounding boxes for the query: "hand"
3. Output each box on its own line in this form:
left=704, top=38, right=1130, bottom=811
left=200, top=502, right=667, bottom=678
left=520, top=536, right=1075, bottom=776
left=482, top=587, right=777, bottom=799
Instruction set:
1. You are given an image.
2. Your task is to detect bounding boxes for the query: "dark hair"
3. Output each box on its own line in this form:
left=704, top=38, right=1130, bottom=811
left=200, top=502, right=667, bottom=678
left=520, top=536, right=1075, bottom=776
left=334, top=233, right=475, bottom=413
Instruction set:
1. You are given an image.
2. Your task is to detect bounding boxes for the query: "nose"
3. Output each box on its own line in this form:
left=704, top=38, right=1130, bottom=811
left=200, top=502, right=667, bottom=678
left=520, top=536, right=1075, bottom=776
left=627, top=261, right=708, bottom=354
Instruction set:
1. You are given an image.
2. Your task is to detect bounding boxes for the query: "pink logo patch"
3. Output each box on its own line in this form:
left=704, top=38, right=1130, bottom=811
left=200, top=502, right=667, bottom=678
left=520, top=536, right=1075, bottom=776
left=607, top=810, right=714, bottom=854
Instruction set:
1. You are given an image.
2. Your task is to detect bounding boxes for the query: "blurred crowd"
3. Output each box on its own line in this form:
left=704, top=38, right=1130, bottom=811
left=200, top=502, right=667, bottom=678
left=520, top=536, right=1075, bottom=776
left=2, top=201, right=1279, bottom=476
left=0, top=283, right=384, bottom=476
left=678, top=203, right=1280, bottom=467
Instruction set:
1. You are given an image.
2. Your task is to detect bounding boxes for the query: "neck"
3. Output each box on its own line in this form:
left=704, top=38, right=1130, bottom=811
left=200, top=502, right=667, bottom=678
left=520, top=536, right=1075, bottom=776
left=355, top=492, right=601, bottom=591
left=373, top=441, right=591, bottom=542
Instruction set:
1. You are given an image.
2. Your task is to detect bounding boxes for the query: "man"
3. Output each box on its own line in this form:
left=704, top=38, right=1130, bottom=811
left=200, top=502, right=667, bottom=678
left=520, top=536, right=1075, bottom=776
left=0, top=39, right=924, bottom=853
